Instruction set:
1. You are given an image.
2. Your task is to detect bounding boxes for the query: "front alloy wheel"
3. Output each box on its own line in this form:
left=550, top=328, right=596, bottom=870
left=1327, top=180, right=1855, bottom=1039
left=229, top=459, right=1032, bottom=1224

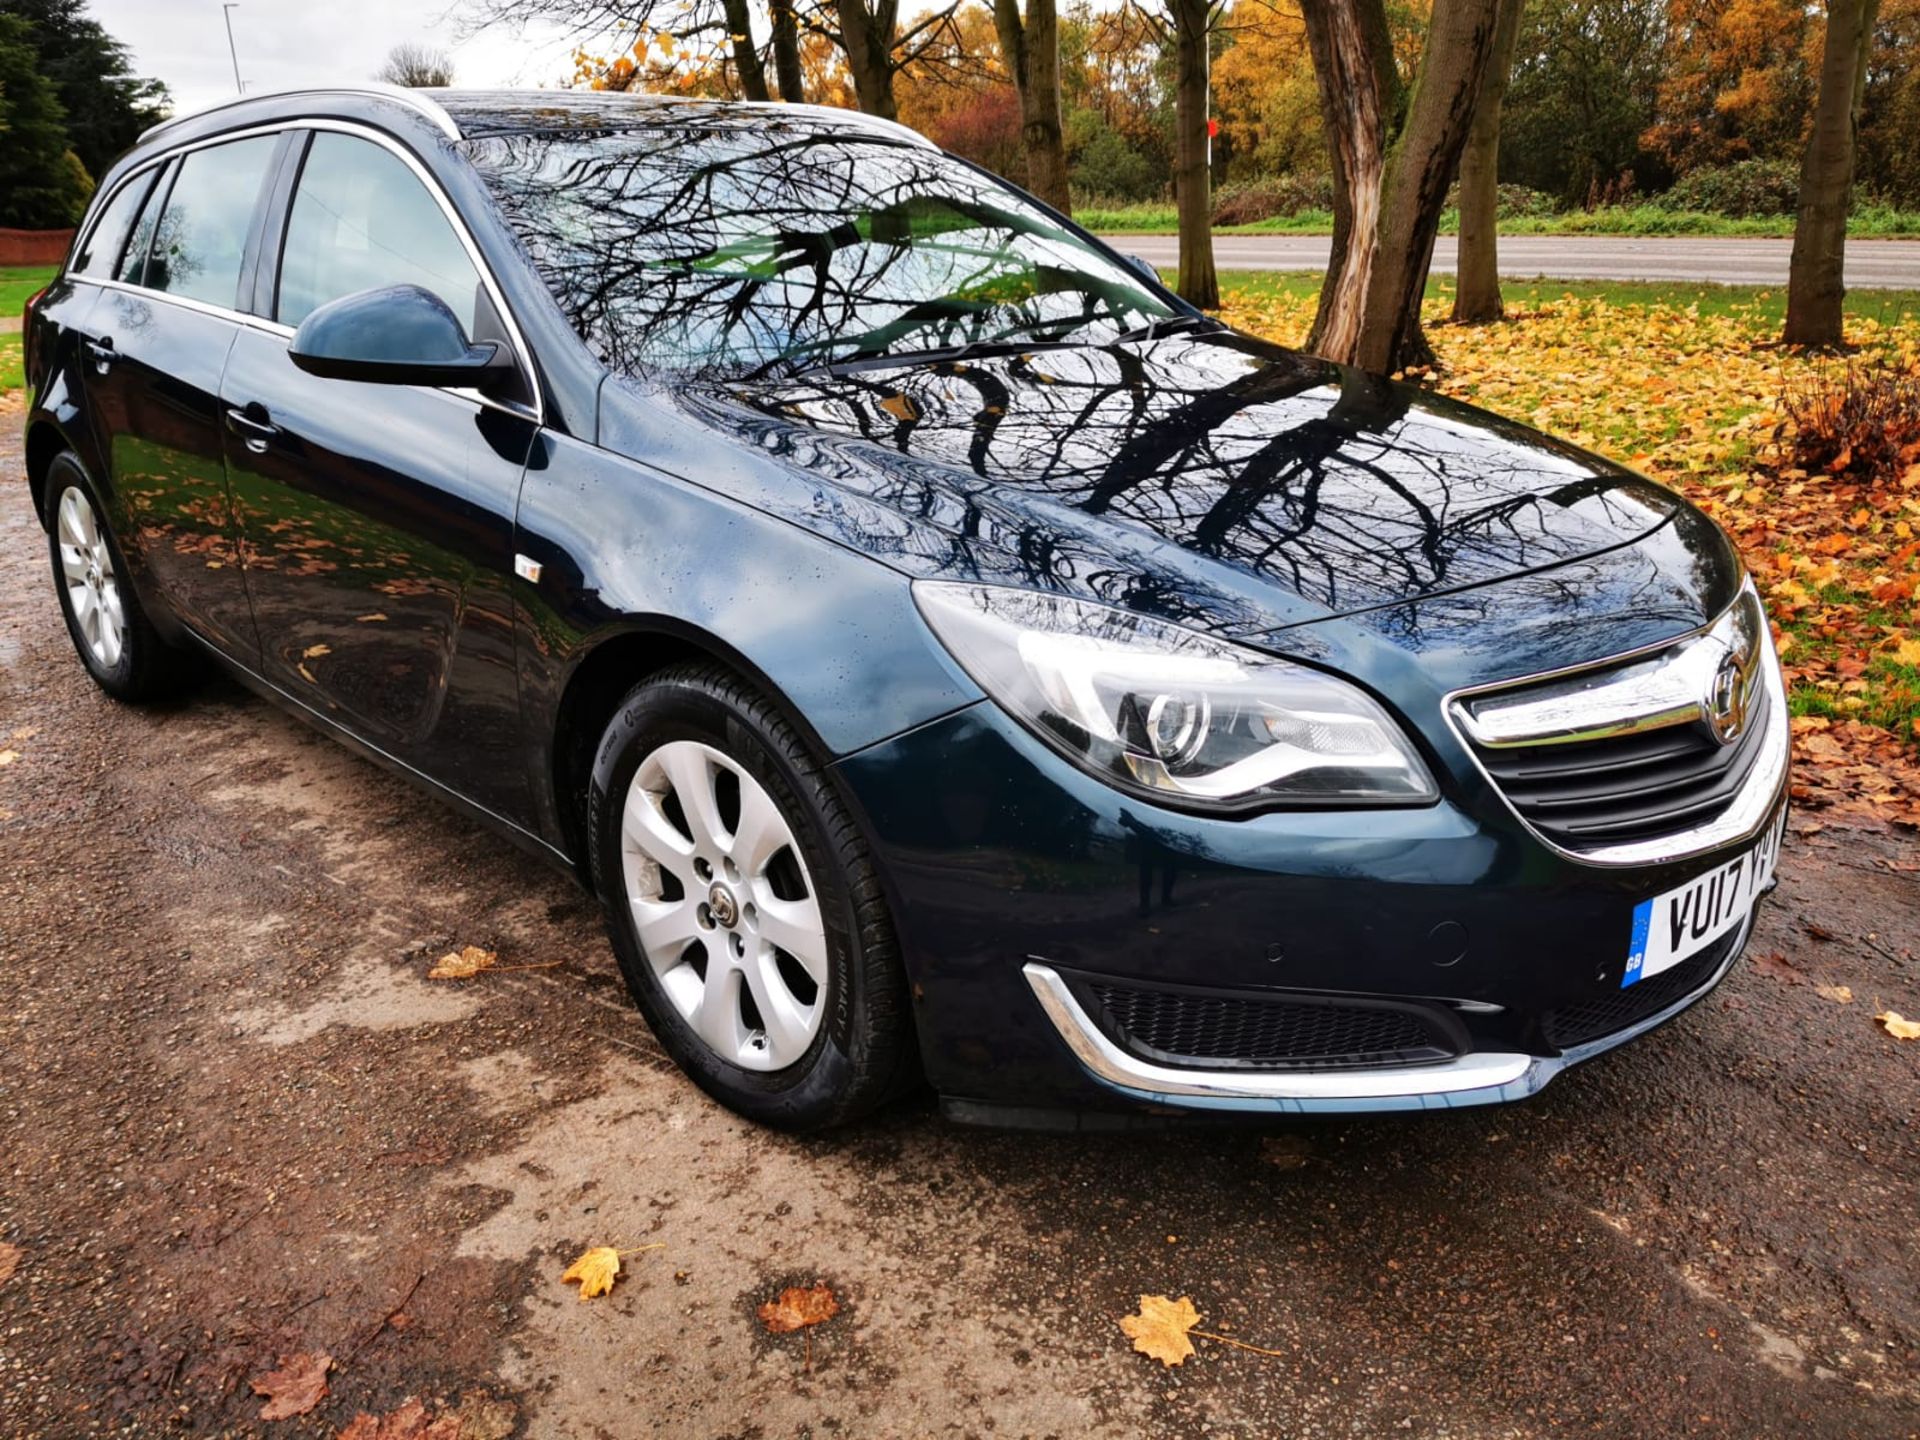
left=621, top=739, right=828, bottom=1072
left=587, top=664, right=912, bottom=1129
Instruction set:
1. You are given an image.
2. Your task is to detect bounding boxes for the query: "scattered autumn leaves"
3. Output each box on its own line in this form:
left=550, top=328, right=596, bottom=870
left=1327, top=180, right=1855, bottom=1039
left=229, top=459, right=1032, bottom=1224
left=1219, top=282, right=1920, bottom=829
left=558, top=1242, right=663, bottom=1300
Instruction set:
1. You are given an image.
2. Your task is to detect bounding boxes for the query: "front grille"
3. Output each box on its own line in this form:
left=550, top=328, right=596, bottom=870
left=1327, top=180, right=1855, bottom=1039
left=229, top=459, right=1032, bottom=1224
left=1543, top=929, right=1741, bottom=1049
left=1472, top=709, right=1769, bottom=852
left=1077, top=978, right=1458, bottom=1071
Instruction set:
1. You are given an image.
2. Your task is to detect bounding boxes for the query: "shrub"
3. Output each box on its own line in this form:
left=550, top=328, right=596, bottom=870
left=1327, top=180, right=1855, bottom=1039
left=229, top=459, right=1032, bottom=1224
left=1441, top=181, right=1561, bottom=220
left=1211, top=173, right=1334, bottom=226
left=1776, top=360, right=1920, bottom=487
left=1658, top=159, right=1801, bottom=218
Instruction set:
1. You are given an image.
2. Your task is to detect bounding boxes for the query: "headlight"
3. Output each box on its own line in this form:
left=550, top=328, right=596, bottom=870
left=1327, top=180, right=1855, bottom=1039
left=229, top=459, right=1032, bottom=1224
left=913, top=583, right=1438, bottom=809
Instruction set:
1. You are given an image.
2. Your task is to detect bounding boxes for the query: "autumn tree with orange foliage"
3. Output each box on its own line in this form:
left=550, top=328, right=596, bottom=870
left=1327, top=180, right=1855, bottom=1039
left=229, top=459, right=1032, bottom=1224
left=1646, top=0, right=1818, bottom=175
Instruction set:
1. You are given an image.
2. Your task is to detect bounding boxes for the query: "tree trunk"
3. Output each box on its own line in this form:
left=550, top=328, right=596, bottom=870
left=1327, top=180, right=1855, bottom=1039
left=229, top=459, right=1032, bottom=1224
left=993, top=0, right=1072, bottom=213
left=770, top=0, right=805, bottom=103
left=1301, top=0, right=1398, bottom=358
left=1171, top=0, right=1218, bottom=308
left=1785, top=0, right=1879, bottom=348
left=837, top=0, right=901, bottom=119
left=721, top=0, right=771, bottom=102
left=1303, top=0, right=1503, bottom=373
left=1451, top=0, right=1523, bottom=323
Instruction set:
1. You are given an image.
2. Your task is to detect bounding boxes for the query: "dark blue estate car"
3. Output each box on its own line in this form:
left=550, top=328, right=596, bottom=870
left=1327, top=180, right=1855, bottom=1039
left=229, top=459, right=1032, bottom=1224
left=21, top=86, right=1788, bottom=1129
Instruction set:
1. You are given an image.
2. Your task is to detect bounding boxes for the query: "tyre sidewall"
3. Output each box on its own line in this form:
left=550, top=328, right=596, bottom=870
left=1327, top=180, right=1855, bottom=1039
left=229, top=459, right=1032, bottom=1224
left=588, top=674, right=874, bottom=1128
left=45, top=455, right=140, bottom=697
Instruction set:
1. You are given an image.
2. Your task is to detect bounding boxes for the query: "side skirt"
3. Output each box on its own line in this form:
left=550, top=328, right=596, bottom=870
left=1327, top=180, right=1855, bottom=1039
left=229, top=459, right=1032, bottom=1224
left=179, top=629, right=583, bottom=884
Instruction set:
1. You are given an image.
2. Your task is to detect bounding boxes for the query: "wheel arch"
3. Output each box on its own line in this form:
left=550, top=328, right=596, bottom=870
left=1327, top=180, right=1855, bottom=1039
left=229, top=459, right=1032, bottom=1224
left=546, top=616, right=843, bottom=875
left=25, top=419, right=76, bottom=531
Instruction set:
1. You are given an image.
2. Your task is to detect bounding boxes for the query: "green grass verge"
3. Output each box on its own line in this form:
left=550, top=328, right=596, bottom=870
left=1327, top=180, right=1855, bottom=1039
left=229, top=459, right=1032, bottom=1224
left=0, top=265, right=57, bottom=317
left=1086, top=202, right=1920, bottom=239
left=1208, top=269, right=1920, bottom=327
left=1, top=333, right=23, bottom=395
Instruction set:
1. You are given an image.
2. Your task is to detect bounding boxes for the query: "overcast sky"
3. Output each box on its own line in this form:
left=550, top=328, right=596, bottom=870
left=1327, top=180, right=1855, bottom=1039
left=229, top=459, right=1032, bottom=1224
left=90, top=0, right=583, bottom=118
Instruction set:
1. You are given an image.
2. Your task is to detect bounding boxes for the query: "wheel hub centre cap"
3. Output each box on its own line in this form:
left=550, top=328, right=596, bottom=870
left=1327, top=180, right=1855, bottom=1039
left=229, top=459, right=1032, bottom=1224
left=707, top=882, right=739, bottom=929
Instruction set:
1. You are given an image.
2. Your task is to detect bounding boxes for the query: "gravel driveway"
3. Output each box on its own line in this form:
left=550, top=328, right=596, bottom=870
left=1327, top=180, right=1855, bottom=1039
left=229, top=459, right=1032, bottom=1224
left=1, top=411, right=1917, bottom=1439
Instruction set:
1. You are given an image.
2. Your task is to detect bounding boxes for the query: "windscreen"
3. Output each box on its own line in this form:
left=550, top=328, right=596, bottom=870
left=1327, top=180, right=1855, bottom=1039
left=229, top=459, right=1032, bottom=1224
left=462, top=125, right=1175, bottom=380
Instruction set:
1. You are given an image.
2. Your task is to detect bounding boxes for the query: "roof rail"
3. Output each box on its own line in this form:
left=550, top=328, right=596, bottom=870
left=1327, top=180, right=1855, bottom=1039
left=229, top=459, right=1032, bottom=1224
left=139, top=83, right=462, bottom=144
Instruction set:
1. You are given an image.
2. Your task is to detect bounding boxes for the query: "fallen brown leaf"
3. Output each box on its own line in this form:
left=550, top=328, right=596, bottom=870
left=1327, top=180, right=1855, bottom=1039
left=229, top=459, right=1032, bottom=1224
left=429, top=945, right=497, bottom=980
left=1814, top=984, right=1854, bottom=1004
left=758, top=1282, right=840, bottom=1333
left=1875, top=1010, right=1920, bottom=1040
left=0, top=1242, right=20, bottom=1284
left=251, top=1350, right=332, bottom=1421
left=1749, top=951, right=1804, bottom=985
left=1259, top=1134, right=1313, bottom=1171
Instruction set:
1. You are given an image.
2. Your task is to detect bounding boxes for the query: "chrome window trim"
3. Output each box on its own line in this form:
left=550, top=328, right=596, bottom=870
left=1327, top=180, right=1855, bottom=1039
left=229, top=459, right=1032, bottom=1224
left=140, top=84, right=461, bottom=145
left=76, top=117, right=542, bottom=424
left=1442, top=581, right=1790, bottom=869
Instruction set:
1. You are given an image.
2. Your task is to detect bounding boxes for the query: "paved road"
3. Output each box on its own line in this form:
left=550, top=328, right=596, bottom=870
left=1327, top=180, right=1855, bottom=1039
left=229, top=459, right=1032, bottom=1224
left=2, top=414, right=1918, bottom=1437
left=1102, top=233, right=1920, bottom=288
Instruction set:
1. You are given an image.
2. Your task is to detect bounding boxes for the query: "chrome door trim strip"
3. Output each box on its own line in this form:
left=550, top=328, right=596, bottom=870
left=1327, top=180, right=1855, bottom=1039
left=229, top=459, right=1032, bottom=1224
left=70, top=117, right=543, bottom=425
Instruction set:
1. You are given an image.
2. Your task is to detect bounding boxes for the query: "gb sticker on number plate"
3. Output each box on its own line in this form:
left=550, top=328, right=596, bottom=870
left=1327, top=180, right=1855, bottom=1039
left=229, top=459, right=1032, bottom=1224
left=1623, top=811, right=1785, bottom=988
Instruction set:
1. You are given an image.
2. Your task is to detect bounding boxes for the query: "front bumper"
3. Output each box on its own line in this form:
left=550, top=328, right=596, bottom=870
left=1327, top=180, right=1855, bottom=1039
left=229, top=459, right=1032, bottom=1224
left=833, top=694, right=1785, bottom=1121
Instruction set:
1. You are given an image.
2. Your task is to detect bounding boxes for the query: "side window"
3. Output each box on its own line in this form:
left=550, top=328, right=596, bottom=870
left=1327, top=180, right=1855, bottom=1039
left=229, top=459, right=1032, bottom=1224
left=277, top=133, right=485, bottom=333
left=114, top=161, right=173, bottom=285
left=147, top=135, right=279, bottom=308
left=72, top=169, right=158, bottom=278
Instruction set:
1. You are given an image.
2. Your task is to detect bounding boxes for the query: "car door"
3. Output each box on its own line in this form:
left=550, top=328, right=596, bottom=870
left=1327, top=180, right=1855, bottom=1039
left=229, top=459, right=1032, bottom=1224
left=222, top=126, right=539, bottom=822
left=79, top=134, right=286, bottom=662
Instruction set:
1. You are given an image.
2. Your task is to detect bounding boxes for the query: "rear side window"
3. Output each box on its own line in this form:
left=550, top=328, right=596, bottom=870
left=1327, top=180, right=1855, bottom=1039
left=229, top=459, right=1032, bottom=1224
left=147, top=135, right=279, bottom=308
left=276, top=132, right=484, bottom=332
left=72, top=169, right=158, bottom=278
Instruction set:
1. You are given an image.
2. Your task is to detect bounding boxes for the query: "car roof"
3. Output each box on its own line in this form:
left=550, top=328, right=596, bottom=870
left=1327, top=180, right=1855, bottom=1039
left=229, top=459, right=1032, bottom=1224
left=137, top=84, right=933, bottom=155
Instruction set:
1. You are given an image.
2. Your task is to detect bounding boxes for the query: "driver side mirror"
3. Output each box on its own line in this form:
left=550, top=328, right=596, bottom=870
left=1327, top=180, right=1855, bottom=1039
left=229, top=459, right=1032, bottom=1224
left=1124, top=253, right=1162, bottom=286
left=288, top=283, right=516, bottom=391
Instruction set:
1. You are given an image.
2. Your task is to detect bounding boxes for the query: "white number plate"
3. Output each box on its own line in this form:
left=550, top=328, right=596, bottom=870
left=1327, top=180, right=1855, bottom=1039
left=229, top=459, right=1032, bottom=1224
left=1623, top=811, right=1785, bottom=988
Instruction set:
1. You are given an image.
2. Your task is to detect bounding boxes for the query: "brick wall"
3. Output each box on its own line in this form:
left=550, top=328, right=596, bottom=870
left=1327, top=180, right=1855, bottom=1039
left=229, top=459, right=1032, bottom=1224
left=0, top=229, right=75, bottom=267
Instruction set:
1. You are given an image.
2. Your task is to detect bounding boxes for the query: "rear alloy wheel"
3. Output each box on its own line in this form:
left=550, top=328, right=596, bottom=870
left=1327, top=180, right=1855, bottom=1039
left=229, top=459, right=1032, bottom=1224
left=44, top=453, right=200, bottom=701
left=587, top=664, right=912, bottom=1129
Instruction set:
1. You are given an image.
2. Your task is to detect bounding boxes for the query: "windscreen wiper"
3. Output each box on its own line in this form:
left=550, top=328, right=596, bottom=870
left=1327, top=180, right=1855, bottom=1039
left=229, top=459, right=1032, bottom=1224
left=1112, top=313, right=1223, bottom=344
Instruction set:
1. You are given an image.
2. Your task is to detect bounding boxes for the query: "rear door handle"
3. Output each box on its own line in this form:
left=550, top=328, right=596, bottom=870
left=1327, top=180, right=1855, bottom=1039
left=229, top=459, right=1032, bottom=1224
left=224, top=405, right=281, bottom=453
left=84, top=336, right=115, bottom=373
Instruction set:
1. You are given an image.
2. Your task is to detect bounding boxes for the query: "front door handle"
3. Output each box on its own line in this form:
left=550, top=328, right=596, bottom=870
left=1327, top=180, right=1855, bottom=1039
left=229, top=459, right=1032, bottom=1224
left=224, top=405, right=281, bottom=454
left=84, top=336, right=115, bottom=374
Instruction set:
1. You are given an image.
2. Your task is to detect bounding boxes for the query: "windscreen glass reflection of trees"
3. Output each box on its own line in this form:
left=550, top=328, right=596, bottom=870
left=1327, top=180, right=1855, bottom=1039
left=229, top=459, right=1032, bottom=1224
left=464, top=126, right=1176, bottom=379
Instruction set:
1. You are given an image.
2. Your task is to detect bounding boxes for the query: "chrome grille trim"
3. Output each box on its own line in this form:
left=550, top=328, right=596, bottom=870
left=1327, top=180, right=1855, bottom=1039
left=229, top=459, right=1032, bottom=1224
left=1445, top=582, right=1789, bottom=868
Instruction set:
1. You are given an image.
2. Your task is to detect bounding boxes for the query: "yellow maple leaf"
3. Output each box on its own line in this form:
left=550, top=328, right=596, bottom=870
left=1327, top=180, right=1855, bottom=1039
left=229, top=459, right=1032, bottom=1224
left=1875, top=1010, right=1920, bottom=1040
left=561, top=1246, right=622, bottom=1300
left=0, top=749, right=16, bottom=769
left=428, top=945, right=497, bottom=980
left=1891, top=637, right=1920, bottom=666
left=1120, top=1293, right=1201, bottom=1367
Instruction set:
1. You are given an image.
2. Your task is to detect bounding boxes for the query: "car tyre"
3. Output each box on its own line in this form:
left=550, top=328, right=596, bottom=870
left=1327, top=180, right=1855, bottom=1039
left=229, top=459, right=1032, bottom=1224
left=587, top=663, right=913, bottom=1130
left=44, top=451, right=201, bottom=702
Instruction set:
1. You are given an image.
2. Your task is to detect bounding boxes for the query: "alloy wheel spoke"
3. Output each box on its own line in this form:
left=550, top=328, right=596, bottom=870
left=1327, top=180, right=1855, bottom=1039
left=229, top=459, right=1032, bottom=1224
left=740, top=947, right=815, bottom=1058
left=757, top=893, right=828, bottom=983
left=731, top=782, right=788, bottom=876
left=693, top=959, right=742, bottom=1054
left=59, top=543, right=89, bottom=587
left=633, top=896, right=705, bottom=969
left=661, top=744, right=728, bottom=852
left=623, top=783, right=697, bottom=883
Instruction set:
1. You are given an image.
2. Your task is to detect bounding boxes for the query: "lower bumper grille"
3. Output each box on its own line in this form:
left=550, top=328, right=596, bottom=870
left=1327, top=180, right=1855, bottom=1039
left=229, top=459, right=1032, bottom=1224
left=1543, top=929, right=1741, bottom=1050
left=1074, top=976, right=1459, bottom=1071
